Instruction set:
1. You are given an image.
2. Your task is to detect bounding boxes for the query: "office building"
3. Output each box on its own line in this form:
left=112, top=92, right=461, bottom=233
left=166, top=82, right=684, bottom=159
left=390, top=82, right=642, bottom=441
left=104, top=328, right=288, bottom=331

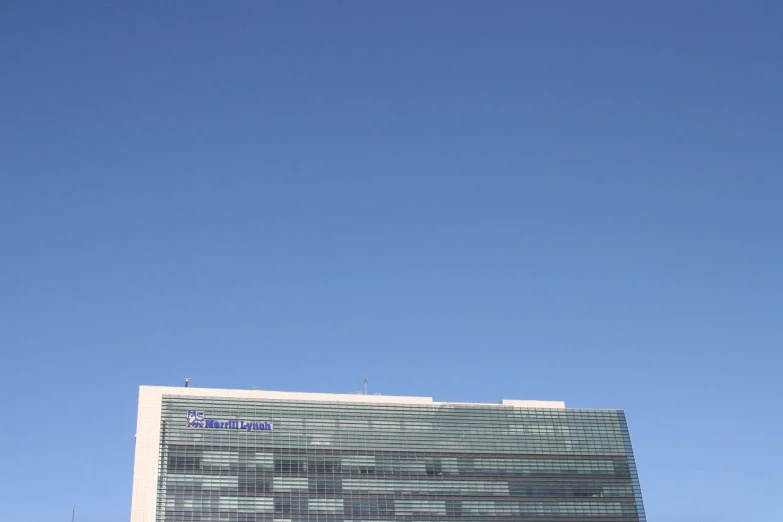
left=131, top=386, right=646, bottom=522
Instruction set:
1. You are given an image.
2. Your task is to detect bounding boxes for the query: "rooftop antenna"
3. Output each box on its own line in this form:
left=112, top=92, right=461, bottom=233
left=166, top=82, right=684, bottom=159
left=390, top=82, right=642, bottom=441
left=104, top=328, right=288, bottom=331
left=183, top=377, right=190, bottom=388
left=364, top=378, right=368, bottom=395
left=72, top=505, right=76, bottom=522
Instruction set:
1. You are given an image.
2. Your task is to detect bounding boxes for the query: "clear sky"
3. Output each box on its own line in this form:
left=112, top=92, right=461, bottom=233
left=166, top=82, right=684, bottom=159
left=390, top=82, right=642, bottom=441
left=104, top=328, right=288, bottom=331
left=1, top=2, right=781, bottom=521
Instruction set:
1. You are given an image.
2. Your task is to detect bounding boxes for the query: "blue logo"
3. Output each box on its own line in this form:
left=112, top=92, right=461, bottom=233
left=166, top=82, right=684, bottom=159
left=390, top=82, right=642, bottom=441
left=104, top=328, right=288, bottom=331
left=186, top=411, right=272, bottom=431
left=187, top=410, right=205, bottom=427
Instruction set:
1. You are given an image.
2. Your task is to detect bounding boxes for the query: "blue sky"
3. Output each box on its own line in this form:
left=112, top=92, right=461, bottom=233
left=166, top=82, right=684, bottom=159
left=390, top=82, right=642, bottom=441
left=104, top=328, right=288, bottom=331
left=1, top=2, right=781, bottom=521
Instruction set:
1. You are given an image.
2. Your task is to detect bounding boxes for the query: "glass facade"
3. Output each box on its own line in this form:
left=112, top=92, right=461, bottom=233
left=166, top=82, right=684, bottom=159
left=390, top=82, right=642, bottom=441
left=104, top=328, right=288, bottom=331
left=152, top=394, right=646, bottom=522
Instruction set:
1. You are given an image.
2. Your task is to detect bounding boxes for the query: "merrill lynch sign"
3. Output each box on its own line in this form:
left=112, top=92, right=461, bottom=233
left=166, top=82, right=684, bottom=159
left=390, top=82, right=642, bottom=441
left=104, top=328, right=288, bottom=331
left=187, top=410, right=273, bottom=431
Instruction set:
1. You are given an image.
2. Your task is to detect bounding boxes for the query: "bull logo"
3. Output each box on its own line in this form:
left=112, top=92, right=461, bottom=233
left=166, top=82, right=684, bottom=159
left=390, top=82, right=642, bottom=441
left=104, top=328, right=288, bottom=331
left=187, top=410, right=205, bottom=427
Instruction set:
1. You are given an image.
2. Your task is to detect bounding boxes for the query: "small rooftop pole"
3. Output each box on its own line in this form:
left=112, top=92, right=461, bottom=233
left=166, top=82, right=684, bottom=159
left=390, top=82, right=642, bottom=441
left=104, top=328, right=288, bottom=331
left=72, top=505, right=76, bottom=522
left=183, top=377, right=190, bottom=388
left=364, top=378, right=368, bottom=395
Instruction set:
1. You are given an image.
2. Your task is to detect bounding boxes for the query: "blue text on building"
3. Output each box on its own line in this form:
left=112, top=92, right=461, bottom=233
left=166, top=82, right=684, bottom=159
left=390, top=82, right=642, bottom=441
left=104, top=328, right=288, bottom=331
left=187, top=411, right=273, bottom=431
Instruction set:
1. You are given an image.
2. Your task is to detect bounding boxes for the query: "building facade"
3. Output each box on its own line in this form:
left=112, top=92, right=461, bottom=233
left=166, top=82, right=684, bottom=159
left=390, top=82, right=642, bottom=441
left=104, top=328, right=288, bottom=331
left=131, top=386, right=646, bottom=522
